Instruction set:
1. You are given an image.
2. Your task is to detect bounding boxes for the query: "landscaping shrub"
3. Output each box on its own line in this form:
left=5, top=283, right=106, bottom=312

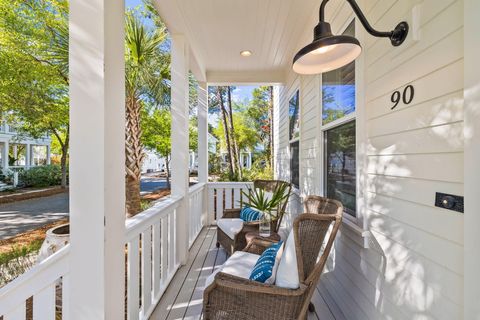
left=19, top=165, right=64, bottom=187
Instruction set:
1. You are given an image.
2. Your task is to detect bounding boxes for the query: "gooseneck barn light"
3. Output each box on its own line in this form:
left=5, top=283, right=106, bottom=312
left=293, top=0, right=409, bottom=74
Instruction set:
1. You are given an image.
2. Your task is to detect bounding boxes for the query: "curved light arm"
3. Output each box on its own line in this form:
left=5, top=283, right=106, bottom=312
left=319, top=0, right=408, bottom=46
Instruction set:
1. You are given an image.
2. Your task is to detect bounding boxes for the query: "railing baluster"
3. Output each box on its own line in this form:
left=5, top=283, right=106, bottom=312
left=127, top=237, right=140, bottom=320
left=168, top=211, right=175, bottom=274
left=33, top=284, right=56, bottom=320
left=233, top=188, right=241, bottom=208
left=160, top=217, right=168, bottom=289
left=141, top=227, right=152, bottom=317
left=5, top=302, right=26, bottom=320
left=224, top=188, right=232, bottom=209
left=61, top=275, right=70, bottom=320
left=152, top=222, right=161, bottom=299
left=216, top=188, right=224, bottom=221
left=208, top=187, right=215, bottom=224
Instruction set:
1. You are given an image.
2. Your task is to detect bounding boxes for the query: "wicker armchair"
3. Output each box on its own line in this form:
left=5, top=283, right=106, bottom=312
left=304, top=195, right=344, bottom=215
left=204, top=206, right=343, bottom=320
left=216, top=180, right=291, bottom=255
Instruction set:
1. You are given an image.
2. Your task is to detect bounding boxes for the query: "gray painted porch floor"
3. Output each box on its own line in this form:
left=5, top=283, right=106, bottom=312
left=149, top=226, right=341, bottom=320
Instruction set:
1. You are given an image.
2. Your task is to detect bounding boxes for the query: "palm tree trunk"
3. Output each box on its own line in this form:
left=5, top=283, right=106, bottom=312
left=125, top=96, right=144, bottom=216
left=51, top=126, right=69, bottom=188
left=165, top=154, right=171, bottom=189
left=227, top=87, right=242, bottom=179
left=218, top=87, right=235, bottom=178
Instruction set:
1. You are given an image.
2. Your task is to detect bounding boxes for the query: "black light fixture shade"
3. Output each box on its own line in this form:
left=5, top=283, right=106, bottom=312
left=293, top=0, right=409, bottom=74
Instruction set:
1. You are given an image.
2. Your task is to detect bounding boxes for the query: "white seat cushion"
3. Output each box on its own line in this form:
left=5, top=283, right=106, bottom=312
left=217, top=218, right=244, bottom=239
left=205, top=251, right=260, bottom=287
left=275, top=229, right=300, bottom=289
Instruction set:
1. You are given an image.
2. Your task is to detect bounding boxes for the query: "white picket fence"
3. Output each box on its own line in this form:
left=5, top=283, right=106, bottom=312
left=0, top=246, right=70, bottom=319
left=0, top=181, right=253, bottom=320
left=207, top=182, right=253, bottom=223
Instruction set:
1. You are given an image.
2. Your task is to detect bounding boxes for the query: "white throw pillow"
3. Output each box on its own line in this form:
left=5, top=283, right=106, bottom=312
left=217, top=218, right=244, bottom=239
left=205, top=251, right=260, bottom=287
left=275, top=229, right=300, bottom=289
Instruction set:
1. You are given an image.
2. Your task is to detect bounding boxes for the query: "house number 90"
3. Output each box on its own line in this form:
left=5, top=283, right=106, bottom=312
left=391, top=85, right=414, bottom=110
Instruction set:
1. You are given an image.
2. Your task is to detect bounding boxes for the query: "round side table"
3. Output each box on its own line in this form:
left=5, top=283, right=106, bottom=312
left=245, top=231, right=281, bottom=245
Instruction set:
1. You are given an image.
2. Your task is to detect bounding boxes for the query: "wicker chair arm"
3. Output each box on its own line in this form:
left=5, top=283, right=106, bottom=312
left=211, top=272, right=306, bottom=297
left=222, top=208, right=241, bottom=219
left=243, top=237, right=278, bottom=255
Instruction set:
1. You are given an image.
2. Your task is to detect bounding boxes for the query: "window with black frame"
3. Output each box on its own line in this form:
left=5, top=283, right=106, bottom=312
left=289, top=90, right=300, bottom=188
left=322, top=21, right=356, bottom=125
left=322, top=20, right=357, bottom=217
left=325, top=121, right=356, bottom=216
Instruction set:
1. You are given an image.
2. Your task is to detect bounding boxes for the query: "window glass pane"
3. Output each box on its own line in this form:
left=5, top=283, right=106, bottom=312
left=290, top=140, right=299, bottom=188
left=289, top=90, right=300, bottom=140
left=322, top=21, right=355, bottom=125
left=325, top=121, right=356, bottom=216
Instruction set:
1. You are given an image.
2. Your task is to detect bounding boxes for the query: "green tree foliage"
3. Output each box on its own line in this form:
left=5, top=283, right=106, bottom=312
left=141, top=105, right=198, bottom=188
left=0, top=0, right=69, bottom=187
left=141, top=106, right=172, bottom=187
left=247, top=86, right=274, bottom=167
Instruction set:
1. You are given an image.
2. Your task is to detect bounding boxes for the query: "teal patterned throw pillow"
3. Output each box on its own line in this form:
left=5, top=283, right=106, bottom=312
left=249, top=241, right=284, bottom=283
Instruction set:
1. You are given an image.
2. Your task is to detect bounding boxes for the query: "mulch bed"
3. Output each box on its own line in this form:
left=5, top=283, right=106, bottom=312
left=0, top=187, right=68, bottom=205
left=0, top=219, right=69, bottom=254
left=140, top=188, right=171, bottom=202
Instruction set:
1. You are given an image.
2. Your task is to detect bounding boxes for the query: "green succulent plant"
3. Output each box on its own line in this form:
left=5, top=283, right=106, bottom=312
left=242, top=183, right=290, bottom=221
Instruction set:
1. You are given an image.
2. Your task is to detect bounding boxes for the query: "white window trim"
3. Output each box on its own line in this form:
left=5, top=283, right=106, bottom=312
left=289, top=88, right=301, bottom=191
left=316, top=16, right=370, bottom=245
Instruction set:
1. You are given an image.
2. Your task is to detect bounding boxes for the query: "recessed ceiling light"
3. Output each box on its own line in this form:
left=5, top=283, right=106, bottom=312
left=240, top=50, right=252, bottom=57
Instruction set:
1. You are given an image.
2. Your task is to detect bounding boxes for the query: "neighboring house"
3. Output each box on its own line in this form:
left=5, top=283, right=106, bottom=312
left=142, top=133, right=217, bottom=174
left=141, top=149, right=166, bottom=174
left=220, top=149, right=253, bottom=170
left=0, top=123, right=51, bottom=174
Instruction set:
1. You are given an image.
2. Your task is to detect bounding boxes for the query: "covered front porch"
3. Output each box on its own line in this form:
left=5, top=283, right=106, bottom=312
left=1, top=0, right=480, bottom=319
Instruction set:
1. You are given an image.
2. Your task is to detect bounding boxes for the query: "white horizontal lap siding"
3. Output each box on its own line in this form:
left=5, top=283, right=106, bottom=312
left=362, top=0, right=465, bottom=319
left=274, top=0, right=466, bottom=319
left=300, top=75, right=319, bottom=197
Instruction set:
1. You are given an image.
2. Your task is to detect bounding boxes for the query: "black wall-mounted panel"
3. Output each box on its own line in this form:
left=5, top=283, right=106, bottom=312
left=435, top=192, right=464, bottom=213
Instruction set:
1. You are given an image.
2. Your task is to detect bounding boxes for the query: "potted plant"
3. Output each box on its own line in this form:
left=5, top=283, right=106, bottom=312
left=242, top=183, right=290, bottom=236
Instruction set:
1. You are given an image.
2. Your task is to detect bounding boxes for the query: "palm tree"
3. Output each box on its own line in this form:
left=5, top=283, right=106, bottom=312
left=125, top=10, right=169, bottom=216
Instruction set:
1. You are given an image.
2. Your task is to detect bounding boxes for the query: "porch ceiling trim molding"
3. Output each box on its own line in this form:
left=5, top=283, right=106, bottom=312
left=206, top=70, right=286, bottom=86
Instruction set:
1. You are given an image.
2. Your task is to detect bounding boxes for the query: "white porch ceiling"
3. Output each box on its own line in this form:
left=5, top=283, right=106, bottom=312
left=154, top=0, right=320, bottom=84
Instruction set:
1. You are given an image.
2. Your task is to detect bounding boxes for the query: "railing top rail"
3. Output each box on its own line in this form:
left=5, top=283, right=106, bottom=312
left=207, top=182, right=253, bottom=188
left=0, top=245, right=70, bottom=314
left=188, top=182, right=206, bottom=195
left=125, top=195, right=182, bottom=242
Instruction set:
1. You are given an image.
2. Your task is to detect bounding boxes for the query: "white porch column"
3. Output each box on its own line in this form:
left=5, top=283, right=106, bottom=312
left=12, top=145, right=17, bottom=162
left=69, top=0, right=125, bottom=319
left=197, top=82, right=208, bottom=183
left=464, top=0, right=480, bottom=318
left=46, top=145, right=51, bottom=165
left=272, top=86, right=280, bottom=179
left=171, top=35, right=190, bottom=265
left=2, top=141, right=9, bottom=172
left=25, top=144, right=30, bottom=168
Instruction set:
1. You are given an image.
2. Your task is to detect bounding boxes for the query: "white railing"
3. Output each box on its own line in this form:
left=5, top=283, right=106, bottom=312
left=0, top=246, right=70, bottom=319
left=125, top=195, right=182, bottom=320
left=0, top=182, right=253, bottom=320
left=207, top=182, right=253, bottom=223
left=188, top=183, right=206, bottom=248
